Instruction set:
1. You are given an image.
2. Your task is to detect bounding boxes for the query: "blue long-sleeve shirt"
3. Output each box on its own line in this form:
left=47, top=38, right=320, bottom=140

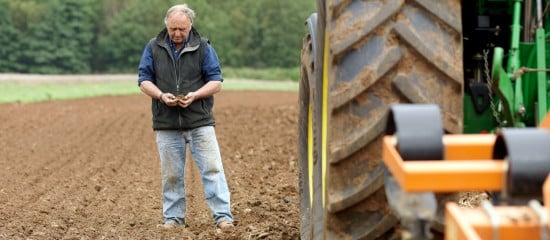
left=138, top=38, right=223, bottom=86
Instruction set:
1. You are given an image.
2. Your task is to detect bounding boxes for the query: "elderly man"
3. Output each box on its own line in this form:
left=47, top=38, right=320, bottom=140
left=137, top=4, right=234, bottom=230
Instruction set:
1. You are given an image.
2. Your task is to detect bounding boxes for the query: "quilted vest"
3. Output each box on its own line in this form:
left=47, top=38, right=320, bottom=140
left=149, top=27, right=214, bottom=130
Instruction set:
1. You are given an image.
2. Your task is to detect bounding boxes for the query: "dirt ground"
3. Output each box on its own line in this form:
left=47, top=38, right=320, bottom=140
left=0, top=91, right=299, bottom=239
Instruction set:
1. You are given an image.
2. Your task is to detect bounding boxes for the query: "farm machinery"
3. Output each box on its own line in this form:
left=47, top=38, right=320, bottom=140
left=299, top=0, right=550, bottom=239
left=384, top=104, right=550, bottom=239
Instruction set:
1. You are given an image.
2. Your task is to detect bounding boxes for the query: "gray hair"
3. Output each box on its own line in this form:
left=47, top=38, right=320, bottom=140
left=164, top=4, right=196, bottom=25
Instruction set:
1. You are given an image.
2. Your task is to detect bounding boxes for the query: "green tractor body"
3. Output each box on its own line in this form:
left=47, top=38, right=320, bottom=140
left=464, top=0, right=550, bottom=132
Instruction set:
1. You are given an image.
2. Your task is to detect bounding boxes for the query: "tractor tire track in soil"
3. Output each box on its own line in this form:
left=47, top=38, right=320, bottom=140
left=0, top=91, right=299, bottom=239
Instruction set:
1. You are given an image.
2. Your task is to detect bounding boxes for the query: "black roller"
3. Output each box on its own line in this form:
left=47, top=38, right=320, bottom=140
left=387, top=104, right=444, bottom=161
left=493, top=128, right=550, bottom=199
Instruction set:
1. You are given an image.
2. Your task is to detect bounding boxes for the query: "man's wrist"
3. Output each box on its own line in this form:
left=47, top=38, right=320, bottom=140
left=158, top=92, right=165, bottom=103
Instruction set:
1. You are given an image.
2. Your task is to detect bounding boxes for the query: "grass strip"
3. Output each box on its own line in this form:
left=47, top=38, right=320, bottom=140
left=0, top=79, right=298, bottom=103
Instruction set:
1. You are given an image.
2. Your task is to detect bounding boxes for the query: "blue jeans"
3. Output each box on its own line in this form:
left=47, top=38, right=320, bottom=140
left=155, top=126, right=233, bottom=225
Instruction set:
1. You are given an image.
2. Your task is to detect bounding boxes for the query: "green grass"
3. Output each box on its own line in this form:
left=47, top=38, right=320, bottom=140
left=0, top=81, right=139, bottom=103
left=0, top=78, right=298, bottom=104
left=222, top=79, right=298, bottom=91
left=223, top=67, right=300, bottom=82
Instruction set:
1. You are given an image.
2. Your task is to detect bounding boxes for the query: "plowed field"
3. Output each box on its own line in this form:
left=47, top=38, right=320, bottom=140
left=0, top=91, right=299, bottom=239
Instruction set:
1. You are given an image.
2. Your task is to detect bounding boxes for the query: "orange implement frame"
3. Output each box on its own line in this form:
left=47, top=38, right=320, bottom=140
left=382, top=134, right=500, bottom=192
left=445, top=177, right=550, bottom=240
left=382, top=134, right=550, bottom=240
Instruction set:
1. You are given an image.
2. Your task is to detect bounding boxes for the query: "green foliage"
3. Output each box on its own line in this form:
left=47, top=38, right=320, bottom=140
left=0, top=0, right=316, bottom=73
left=187, top=0, right=315, bottom=68
left=19, top=0, right=100, bottom=73
left=255, top=0, right=314, bottom=68
left=97, top=0, right=177, bottom=72
left=8, top=0, right=50, bottom=33
left=0, top=0, right=22, bottom=72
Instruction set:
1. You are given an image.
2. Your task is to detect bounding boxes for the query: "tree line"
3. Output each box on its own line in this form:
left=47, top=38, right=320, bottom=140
left=0, top=0, right=316, bottom=74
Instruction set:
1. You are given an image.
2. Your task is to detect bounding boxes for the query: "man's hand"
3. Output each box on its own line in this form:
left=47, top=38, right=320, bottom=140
left=160, top=93, right=178, bottom=107
left=177, top=92, right=197, bottom=108
left=139, top=81, right=179, bottom=107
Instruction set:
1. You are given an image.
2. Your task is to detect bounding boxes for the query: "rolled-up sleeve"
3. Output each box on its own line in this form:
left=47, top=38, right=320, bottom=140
left=138, top=43, right=155, bottom=86
left=202, top=44, right=223, bottom=82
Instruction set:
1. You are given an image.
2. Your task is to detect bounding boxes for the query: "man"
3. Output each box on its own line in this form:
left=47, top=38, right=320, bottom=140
left=137, top=4, right=234, bottom=230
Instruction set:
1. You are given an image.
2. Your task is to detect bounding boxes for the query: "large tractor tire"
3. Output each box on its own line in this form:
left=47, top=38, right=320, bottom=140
left=299, top=0, right=463, bottom=239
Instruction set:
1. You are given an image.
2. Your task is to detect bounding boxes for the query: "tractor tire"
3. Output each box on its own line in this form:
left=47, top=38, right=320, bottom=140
left=299, top=0, right=464, bottom=239
left=299, top=29, right=315, bottom=239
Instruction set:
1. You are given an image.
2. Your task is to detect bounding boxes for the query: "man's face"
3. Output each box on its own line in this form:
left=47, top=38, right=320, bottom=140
left=166, top=13, right=192, bottom=46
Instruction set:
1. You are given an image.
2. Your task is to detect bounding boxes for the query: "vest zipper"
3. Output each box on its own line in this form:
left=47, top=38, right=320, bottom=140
left=174, top=60, right=183, bottom=129
left=166, top=44, right=183, bottom=130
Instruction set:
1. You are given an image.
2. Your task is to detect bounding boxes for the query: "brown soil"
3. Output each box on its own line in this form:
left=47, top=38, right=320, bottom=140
left=0, top=91, right=299, bottom=239
left=0, top=89, right=489, bottom=239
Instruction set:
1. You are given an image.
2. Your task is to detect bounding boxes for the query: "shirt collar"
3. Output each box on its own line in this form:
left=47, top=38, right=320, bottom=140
left=168, top=36, right=190, bottom=52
